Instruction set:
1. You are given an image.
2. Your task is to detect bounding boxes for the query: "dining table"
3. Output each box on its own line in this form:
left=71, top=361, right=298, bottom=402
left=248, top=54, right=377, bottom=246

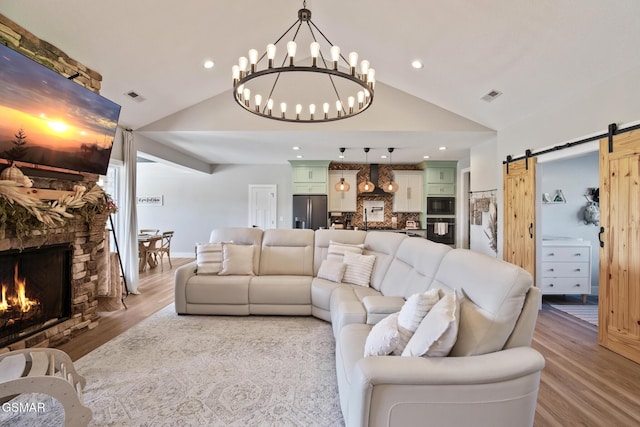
left=138, top=234, right=162, bottom=272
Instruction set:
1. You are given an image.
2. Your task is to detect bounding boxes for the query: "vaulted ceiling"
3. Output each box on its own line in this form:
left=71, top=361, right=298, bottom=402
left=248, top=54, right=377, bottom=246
left=2, top=0, right=639, bottom=165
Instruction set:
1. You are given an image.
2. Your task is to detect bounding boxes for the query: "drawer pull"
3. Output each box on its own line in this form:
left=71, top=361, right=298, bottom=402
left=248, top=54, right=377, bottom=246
left=574, top=268, right=581, bottom=272
left=548, top=268, right=555, bottom=272
left=548, top=253, right=555, bottom=256
left=574, top=284, right=581, bottom=287
left=549, top=283, right=554, bottom=287
left=574, top=253, right=582, bottom=256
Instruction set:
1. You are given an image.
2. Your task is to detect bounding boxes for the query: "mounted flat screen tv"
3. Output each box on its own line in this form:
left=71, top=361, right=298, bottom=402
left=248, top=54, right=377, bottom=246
left=0, top=43, right=121, bottom=176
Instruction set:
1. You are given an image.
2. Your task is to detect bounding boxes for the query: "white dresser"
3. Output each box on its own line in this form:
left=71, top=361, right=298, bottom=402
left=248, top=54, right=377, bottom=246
left=540, top=239, right=592, bottom=303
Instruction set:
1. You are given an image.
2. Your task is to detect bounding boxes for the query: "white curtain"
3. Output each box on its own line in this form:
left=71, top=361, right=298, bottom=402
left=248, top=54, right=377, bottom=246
left=121, top=129, right=140, bottom=293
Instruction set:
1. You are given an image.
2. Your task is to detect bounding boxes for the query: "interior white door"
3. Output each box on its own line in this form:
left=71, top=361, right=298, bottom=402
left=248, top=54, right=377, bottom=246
left=249, top=185, right=277, bottom=229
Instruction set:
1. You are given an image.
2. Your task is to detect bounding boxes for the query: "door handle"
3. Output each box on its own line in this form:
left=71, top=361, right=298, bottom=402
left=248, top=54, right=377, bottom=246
left=528, top=223, right=534, bottom=239
left=599, top=226, right=605, bottom=248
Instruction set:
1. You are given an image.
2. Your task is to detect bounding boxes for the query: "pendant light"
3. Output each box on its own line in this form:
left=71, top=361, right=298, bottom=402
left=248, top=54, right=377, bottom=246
left=383, top=147, right=399, bottom=193
left=335, top=147, right=351, bottom=192
left=358, top=147, right=375, bottom=193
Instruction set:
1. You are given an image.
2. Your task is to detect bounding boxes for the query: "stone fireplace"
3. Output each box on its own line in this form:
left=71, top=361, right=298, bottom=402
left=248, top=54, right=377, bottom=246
left=0, top=184, right=110, bottom=352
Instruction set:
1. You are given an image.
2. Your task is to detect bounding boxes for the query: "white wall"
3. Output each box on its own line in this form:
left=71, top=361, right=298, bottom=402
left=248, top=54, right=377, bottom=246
left=470, top=138, right=499, bottom=193
left=539, top=152, right=600, bottom=293
left=136, top=162, right=292, bottom=257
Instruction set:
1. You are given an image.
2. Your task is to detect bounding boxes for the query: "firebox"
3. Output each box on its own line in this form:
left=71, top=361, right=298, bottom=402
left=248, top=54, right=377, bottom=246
left=0, top=244, right=72, bottom=347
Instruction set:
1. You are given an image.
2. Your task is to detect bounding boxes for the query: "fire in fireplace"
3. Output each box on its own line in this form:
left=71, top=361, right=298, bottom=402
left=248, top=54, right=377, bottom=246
left=0, top=244, right=71, bottom=347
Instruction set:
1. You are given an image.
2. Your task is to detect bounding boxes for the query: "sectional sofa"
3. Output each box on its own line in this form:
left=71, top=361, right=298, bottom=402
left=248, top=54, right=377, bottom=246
left=174, top=227, right=545, bottom=427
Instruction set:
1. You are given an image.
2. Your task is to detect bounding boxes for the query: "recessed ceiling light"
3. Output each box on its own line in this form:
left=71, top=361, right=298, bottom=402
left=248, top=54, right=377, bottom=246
left=423, top=155, right=430, bottom=159
left=203, top=60, right=215, bottom=69
left=380, top=155, right=387, bottom=159
left=411, top=60, right=424, bottom=69
left=292, top=146, right=301, bottom=150
left=338, top=155, right=344, bottom=159
left=296, top=155, right=303, bottom=159
left=439, top=146, right=447, bottom=151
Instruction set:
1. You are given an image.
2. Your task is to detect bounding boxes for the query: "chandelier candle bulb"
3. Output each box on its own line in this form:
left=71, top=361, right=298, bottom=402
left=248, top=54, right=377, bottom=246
left=309, top=103, right=316, bottom=120
left=267, top=44, right=276, bottom=68
left=323, top=102, right=330, bottom=119
left=330, top=46, right=341, bottom=70
left=280, top=102, right=287, bottom=119
left=239, top=56, right=248, bottom=77
left=348, top=96, right=355, bottom=114
left=232, top=65, right=240, bottom=84
left=267, top=98, right=274, bottom=116
left=248, top=49, right=259, bottom=73
left=367, top=69, right=376, bottom=88
left=243, top=88, right=251, bottom=107
left=349, top=52, right=359, bottom=75
left=255, top=94, right=262, bottom=112
left=296, top=103, right=302, bottom=120
left=361, top=60, right=370, bottom=80
left=336, top=100, right=343, bottom=117
left=287, top=41, right=297, bottom=66
left=310, top=42, right=320, bottom=66
left=358, top=91, right=365, bottom=108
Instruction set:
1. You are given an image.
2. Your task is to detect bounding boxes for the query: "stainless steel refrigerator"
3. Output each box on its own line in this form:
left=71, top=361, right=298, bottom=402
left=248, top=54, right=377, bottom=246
left=292, top=195, right=327, bottom=230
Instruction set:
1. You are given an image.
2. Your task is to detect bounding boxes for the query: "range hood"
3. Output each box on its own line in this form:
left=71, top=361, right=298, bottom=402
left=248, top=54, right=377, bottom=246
left=364, top=164, right=389, bottom=195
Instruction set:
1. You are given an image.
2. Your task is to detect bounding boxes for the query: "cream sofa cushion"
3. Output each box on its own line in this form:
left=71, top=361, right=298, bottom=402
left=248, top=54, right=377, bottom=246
left=364, top=312, right=400, bottom=357
left=401, top=290, right=460, bottom=357
left=327, top=241, right=364, bottom=262
left=195, top=242, right=222, bottom=275
left=219, top=244, right=255, bottom=276
left=317, top=260, right=347, bottom=283
left=343, top=251, right=376, bottom=287
left=394, top=289, right=441, bottom=355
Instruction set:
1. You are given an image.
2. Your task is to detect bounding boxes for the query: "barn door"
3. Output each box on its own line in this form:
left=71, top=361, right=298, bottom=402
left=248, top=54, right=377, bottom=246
left=503, top=158, right=537, bottom=278
left=599, top=129, right=640, bottom=363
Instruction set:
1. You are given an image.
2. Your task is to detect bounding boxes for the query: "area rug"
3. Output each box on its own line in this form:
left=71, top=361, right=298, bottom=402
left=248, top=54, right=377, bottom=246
left=549, top=303, right=598, bottom=327
left=1, top=305, right=344, bottom=426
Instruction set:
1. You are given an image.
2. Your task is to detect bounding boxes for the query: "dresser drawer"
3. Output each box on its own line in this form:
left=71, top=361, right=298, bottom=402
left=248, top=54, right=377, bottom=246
left=541, top=262, right=590, bottom=278
left=540, top=277, right=590, bottom=294
left=542, top=246, right=590, bottom=261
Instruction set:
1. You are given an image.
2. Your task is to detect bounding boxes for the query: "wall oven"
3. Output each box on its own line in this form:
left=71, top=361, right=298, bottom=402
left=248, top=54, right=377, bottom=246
left=426, top=217, right=455, bottom=245
left=426, top=197, right=455, bottom=216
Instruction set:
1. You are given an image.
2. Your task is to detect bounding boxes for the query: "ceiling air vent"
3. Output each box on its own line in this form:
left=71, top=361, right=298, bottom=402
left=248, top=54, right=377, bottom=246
left=481, top=89, right=503, bottom=102
left=126, top=90, right=146, bottom=102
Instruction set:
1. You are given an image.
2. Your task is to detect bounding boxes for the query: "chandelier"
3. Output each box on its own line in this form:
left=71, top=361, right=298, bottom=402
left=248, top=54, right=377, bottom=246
left=231, top=1, right=375, bottom=123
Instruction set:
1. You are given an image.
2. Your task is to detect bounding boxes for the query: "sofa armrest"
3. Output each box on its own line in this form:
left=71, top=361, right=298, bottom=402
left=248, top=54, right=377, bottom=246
left=348, top=347, right=545, bottom=427
left=174, top=261, right=197, bottom=313
left=362, top=296, right=405, bottom=322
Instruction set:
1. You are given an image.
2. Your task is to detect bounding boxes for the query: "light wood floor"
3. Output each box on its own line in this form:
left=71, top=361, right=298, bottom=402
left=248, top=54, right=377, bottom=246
left=56, top=261, right=640, bottom=426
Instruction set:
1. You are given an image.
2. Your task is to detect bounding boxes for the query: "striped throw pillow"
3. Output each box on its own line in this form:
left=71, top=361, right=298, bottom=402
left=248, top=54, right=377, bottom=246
left=196, top=242, right=223, bottom=275
left=342, top=251, right=376, bottom=287
left=327, top=240, right=364, bottom=262
left=394, top=289, right=441, bottom=355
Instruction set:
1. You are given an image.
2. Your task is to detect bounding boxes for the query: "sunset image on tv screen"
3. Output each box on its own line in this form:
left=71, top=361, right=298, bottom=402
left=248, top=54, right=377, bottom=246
left=0, top=44, right=121, bottom=175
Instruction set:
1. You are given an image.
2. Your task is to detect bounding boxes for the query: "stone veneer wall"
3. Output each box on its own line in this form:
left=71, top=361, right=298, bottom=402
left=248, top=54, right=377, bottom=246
left=0, top=15, right=108, bottom=352
left=0, top=14, right=102, bottom=93
left=329, top=162, right=422, bottom=228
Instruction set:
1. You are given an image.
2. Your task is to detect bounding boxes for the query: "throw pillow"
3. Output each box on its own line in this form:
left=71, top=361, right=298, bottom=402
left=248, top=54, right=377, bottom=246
left=219, top=243, right=255, bottom=276
left=317, top=259, right=347, bottom=283
left=401, top=290, right=461, bottom=357
left=195, top=242, right=223, bottom=275
left=342, top=251, right=376, bottom=287
left=364, top=312, right=400, bottom=357
left=327, top=241, right=364, bottom=262
left=393, top=289, right=441, bottom=355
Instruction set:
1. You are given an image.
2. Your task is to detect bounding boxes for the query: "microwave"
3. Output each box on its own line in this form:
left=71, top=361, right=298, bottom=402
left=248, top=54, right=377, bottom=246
left=426, top=197, right=455, bottom=215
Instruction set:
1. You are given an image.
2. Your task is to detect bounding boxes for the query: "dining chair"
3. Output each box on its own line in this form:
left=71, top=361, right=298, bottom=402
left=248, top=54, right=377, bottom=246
left=140, top=228, right=159, bottom=235
left=139, top=235, right=162, bottom=272
left=157, top=231, right=174, bottom=271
